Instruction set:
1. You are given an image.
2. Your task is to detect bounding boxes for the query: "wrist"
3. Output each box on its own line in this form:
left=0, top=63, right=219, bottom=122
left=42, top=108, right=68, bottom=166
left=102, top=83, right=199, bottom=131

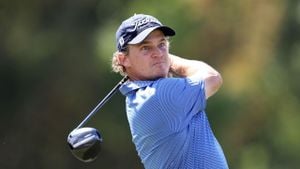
left=169, top=54, right=187, bottom=77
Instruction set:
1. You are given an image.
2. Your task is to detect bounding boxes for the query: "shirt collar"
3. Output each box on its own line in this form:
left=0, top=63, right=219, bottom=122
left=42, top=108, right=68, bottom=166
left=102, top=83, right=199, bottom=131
left=119, top=80, right=154, bottom=95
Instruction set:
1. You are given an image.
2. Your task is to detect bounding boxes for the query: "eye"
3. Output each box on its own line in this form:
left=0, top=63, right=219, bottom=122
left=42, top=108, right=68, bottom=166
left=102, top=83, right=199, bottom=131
left=158, top=42, right=167, bottom=49
left=141, top=45, right=150, bottom=51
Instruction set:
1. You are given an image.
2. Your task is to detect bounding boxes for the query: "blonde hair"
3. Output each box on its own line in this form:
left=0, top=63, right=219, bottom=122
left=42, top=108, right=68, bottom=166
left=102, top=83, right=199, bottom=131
left=111, top=50, right=127, bottom=76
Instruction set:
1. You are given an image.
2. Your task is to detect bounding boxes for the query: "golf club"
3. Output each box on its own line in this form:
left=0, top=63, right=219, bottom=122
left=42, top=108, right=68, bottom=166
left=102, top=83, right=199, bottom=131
left=67, top=76, right=128, bottom=162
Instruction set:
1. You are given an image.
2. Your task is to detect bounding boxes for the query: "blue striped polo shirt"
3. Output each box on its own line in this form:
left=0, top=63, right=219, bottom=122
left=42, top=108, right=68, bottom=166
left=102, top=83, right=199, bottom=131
left=119, top=76, right=229, bottom=169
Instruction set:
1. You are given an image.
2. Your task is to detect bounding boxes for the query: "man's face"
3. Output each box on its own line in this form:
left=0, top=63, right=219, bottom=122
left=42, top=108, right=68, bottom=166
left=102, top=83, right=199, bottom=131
left=123, top=30, right=171, bottom=80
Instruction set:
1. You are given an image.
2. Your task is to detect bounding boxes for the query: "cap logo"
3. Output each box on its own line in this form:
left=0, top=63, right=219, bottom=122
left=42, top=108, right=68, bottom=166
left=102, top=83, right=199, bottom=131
left=129, top=17, right=160, bottom=32
left=119, top=37, right=124, bottom=47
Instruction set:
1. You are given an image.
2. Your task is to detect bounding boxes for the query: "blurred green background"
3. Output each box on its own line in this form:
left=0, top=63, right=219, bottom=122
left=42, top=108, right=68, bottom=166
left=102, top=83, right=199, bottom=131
left=1, top=0, right=300, bottom=168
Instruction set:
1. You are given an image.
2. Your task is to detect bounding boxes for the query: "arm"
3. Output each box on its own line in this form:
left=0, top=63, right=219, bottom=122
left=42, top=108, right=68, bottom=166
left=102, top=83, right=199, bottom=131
left=169, top=54, right=223, bottom=99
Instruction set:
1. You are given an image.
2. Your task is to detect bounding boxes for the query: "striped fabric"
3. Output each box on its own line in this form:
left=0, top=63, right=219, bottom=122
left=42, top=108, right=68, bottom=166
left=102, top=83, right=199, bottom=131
left=119, top=77, right=229, bottom=169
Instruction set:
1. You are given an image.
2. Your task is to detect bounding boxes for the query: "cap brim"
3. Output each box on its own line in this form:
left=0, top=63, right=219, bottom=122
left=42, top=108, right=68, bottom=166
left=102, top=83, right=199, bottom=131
left=128, top=26, right=175, bottom=45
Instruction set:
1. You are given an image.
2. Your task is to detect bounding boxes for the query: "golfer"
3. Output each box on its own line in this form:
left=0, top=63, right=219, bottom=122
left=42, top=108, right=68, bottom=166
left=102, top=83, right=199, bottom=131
left=112, top=14, right=229, bottom=169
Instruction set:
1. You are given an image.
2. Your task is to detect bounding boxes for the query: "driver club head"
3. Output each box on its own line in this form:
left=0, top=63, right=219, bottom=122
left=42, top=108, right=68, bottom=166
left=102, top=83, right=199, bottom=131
left=67, top=127, right=103, bottom=162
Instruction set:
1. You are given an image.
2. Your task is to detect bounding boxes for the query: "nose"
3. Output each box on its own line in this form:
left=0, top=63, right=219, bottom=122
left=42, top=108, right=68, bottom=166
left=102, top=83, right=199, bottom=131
left=151, top=46, right=163, bottom=58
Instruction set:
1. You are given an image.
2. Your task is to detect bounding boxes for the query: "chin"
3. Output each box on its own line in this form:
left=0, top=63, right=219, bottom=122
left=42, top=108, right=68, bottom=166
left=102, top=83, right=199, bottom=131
left=153, top=72, right=168, bottom=79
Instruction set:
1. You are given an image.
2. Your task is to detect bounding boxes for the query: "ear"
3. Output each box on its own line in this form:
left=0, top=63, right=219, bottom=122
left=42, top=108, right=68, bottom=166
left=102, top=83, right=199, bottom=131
left=117, top=52, right=131, bottom=67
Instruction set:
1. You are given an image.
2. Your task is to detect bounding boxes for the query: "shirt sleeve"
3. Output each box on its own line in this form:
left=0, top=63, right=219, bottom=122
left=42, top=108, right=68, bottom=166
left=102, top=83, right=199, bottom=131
left=156, top=77, right=207, bottom=131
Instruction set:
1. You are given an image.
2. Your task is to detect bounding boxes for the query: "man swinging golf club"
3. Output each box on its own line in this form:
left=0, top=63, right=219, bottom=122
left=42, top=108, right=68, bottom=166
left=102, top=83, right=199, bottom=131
left=112, top=14, right=229, bottom=169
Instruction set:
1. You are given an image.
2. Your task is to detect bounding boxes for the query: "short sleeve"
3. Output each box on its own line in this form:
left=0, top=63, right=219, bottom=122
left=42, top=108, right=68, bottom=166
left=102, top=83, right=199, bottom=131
left=156, top=77, right=206, bottom=131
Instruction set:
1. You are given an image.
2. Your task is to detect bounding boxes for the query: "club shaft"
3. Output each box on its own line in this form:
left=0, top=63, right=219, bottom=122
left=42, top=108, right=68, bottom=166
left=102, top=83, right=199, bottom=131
left=75, top=76, right=128, bottom=129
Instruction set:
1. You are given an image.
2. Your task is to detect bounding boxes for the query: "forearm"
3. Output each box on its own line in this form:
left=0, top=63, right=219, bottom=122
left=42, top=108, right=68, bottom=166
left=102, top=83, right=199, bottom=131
left=169, top=54, right=223, bottom=98
left=169, top=54, right=218, bottom=78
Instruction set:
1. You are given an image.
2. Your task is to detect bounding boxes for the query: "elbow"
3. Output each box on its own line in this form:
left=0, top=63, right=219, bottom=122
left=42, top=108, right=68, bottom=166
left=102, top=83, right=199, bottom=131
left=211, top=72, right=223, bottom=92
left=215, top=72, right=223, bottom=89
left=205, top=72, right=223, bottom=98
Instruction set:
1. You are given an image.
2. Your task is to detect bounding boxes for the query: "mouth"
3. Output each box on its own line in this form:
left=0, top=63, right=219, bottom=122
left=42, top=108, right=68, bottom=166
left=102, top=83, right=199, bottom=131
left=153, top=61, right=166, bottom=66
